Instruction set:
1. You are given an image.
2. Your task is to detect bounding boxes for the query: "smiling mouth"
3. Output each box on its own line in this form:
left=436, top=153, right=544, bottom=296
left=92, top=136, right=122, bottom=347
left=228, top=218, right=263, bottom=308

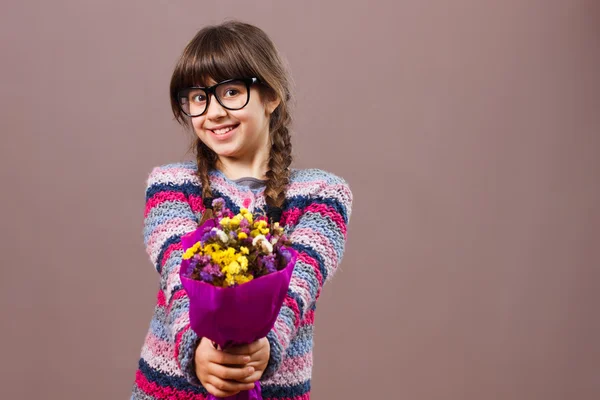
left=211, top=124, right=239, bottom=135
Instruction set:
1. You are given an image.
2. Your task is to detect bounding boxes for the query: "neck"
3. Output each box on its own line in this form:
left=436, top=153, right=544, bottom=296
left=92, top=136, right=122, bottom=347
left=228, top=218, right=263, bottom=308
left=215, top=147, right=270, bottom=181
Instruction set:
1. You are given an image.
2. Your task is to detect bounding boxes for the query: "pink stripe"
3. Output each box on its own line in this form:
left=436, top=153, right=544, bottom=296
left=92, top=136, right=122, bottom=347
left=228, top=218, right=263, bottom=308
left=150, top=166, right=193, bottom=177
left=144, top=191, right=188, bottom=218
left=174, top=325, right=191, bottom=362
left=303, top=309, right=315, bottom=325
left=286, top=180, right=328, bottom=192
left=304, top=203, right=347, bottom=237
left=283, top=296, right=301, bottom=330
left=156, top=290, right=166, bottom=308
left=282, top=204, right=347, bottom=238
left=211, top=176, right=256, bottom=198
left=278, top=352, right=313, bottom=374
left=188, top=194, right=206, bottom=214
left=291, top=277, right=312, bottom=306
left=166, top=290, right=187, bottom=313
left=135, top=369, right=207, bottom=400
left=292, top=227, right=338, bottom=267
left=160, top=242, right=182, bottom=269
left=147, top=218, right=196, bottom=254
left=281, top=208, right=303, bottom=226
left=145, top=331, right=170, bottom=356
left=295, top=251, right=323, bottom=289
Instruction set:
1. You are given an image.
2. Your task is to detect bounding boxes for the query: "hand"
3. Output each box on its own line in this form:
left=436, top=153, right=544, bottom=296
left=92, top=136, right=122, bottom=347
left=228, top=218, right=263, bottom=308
left=194, top=337, right=256, bottom=398
left=223, top=337, right=270, bottom=384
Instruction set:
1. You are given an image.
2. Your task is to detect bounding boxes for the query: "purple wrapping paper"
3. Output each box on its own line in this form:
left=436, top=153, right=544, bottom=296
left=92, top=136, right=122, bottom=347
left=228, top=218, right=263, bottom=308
left=179, top=227, right=297, bottom=400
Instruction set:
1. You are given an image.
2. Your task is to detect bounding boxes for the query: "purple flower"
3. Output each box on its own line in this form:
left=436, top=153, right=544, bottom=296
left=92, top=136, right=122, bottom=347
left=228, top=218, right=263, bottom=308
left=201, top=229, right=219, bottom=244
left=262, top=253, right=277, bottom=274
left=203, top=263, right=223, bottom=278
left=200, top=271, right=214, bottom=282
left=212, top=198, right=225, bottom=210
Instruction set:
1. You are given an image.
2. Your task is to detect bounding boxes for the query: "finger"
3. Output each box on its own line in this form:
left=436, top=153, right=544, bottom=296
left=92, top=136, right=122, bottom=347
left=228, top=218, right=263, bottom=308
left=211, top=350, right=252, bottom=366
left=209, top=362, right=255, bottom=381
left=223, top=344, right=251, bottom=355
left=208, top=375, right=255, bottom=394
left=236, top=370, right=263, bottom=384
left=204, top=382, right=240, bottom=398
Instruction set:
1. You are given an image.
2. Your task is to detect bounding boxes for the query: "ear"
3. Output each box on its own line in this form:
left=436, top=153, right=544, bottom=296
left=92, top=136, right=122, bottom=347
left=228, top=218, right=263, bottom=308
left=265, top=96, right=281, bottom=116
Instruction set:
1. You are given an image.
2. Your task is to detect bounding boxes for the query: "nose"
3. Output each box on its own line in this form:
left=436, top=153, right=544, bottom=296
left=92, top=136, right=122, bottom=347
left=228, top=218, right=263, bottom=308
left=205, top=93, right=227, bottom=119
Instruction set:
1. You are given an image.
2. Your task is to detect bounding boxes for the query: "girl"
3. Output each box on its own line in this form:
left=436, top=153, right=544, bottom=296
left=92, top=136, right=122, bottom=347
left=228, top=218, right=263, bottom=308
left=132, top=20, right=353, bottom=399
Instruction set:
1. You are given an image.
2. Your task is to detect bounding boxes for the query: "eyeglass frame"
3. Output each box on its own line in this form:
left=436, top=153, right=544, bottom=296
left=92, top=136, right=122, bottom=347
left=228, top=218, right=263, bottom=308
left=176, top=77, right=262, bottom=117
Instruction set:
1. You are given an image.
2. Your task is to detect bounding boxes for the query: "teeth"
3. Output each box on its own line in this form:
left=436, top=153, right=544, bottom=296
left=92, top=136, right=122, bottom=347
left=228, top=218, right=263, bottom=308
left=213, top=125, right=236, bottom=135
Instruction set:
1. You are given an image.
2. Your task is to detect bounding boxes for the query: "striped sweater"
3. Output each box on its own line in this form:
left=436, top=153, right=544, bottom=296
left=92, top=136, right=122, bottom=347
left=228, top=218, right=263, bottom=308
left=131, top=161, right=353, bottom=400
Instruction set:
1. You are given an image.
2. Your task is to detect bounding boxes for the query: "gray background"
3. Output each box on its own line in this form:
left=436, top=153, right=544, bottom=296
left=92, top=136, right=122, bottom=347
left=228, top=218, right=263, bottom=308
left=1, top=1, right=599, bottom=399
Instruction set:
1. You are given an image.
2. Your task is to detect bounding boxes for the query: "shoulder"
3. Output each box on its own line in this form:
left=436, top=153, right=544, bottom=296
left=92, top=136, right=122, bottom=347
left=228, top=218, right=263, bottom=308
left=288, top=167, right=353, bottom=216
left=146, top=160, right=198, bottom=188
left=290, top=168, right=349, bottom=186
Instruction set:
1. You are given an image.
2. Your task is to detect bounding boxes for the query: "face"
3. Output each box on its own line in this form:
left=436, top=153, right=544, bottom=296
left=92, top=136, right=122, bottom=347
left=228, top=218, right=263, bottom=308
left=190, top=78, right=280, bottom=162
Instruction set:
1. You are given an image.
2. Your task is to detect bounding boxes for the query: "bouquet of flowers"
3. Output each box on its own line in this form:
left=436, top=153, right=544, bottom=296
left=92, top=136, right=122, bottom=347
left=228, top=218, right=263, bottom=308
left=179, top=198, right=298, bottom=400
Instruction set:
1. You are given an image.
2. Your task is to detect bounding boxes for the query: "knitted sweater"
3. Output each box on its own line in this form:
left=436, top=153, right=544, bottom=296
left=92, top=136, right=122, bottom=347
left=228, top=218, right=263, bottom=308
left=131, top=161, right=353, bottom=400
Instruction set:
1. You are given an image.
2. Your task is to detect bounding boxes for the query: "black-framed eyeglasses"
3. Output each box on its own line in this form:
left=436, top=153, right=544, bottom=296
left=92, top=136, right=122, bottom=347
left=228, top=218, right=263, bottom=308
left=177, top=77, right=261, bottom=117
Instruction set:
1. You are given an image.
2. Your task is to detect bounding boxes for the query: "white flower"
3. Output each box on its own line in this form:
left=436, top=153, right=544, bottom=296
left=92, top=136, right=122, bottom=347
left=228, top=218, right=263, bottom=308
left=252, top=234, right=266, bottom=247
left=213, top=228, right=229, bottom=244
left=252, top=234, right=273, bottom=253
left=261, top=240, right=273, bottom=254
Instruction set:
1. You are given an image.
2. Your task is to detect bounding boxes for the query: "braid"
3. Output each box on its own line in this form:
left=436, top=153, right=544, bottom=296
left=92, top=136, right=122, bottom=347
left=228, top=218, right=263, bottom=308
left=265, top=124, right=292, bottom=223
left=195, top=138, right=218, bottom=225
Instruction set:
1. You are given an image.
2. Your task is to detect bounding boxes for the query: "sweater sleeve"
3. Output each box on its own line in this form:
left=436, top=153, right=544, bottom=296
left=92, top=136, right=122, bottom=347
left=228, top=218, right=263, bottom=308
left=263, top=173, right=353, bottom=379
left=143, top=165, right=203, bottom=386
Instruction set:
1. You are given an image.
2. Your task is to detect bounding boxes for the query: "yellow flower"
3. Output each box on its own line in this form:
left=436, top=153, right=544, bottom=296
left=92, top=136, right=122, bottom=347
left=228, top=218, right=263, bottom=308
left=260, top=228, right=270, bottom=235
left=182, top=242, right=201, bottom=260
left=182, top=248, right=194, bottom=260
left=243, top=212, right=253, bottom=224
left=224, top=274, right=236, bottom=287
left=219, top=217, right=231, bottom=229
left=229, top=215, right=242, bottom=229
left=204, top=243, right=221, bottom=255
left=254, top=220, right=268, bottom=229
left=238, top=232, right=248, bottom=240
left=234, top=274, right=253, bottom=285
left=240, top=246, right=249, bottom=255
left=225, top=260, right=241, bottom=275
left=237, top=255, right=249, bottom=271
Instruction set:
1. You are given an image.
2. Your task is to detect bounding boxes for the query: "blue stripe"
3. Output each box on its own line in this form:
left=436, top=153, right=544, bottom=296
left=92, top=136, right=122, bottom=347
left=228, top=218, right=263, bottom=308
left=154, top=234, right=181, bottom=274
left=144, top=201, right=196, bottom=240
left=145, top=182, right=198, bottom=202
left=290, top=262, right=319, bottom=305
left=287, top=288, right=306, bottom=318
left=261, top=380, right=311, bottom=398
left=138, top=358, right=207, bottom=396
left=291, top=243, right=327, bottom=281
left=286, top=325, right=314, bottom=357
left=285, top=196, right=349, bottom=224
left=294, top=211, right=345, bottom=261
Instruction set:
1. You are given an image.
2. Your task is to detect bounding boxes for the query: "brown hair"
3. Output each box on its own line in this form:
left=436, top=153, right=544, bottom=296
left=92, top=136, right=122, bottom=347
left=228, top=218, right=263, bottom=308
left=169, top=20, right=293, bottom=223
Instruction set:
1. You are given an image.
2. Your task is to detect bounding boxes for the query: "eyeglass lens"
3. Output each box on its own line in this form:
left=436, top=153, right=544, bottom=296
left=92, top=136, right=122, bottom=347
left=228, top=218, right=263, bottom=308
left=179, top=80, right=249, bottom=116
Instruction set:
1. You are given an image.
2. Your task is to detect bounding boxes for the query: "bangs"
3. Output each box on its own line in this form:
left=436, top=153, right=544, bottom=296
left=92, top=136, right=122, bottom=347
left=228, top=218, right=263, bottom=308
left=171, top=28, right=259, bottom=91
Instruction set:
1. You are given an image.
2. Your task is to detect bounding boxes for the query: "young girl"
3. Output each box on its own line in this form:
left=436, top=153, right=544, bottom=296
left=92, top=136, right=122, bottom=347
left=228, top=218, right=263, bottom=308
left=132, top=20, right=353, bottom=399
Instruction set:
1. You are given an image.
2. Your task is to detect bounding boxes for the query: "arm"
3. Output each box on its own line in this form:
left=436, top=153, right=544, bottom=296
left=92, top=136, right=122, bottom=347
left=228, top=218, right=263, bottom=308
left=263, top=174, right=353, bottom=378
left=143, top=165, right=203, bottom=385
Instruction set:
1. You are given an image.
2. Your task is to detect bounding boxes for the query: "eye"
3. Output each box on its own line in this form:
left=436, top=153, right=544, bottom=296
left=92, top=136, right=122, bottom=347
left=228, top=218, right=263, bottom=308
left=191, top=94, right=206, bottom=102
left=223, top=88, right=240, bottom=97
